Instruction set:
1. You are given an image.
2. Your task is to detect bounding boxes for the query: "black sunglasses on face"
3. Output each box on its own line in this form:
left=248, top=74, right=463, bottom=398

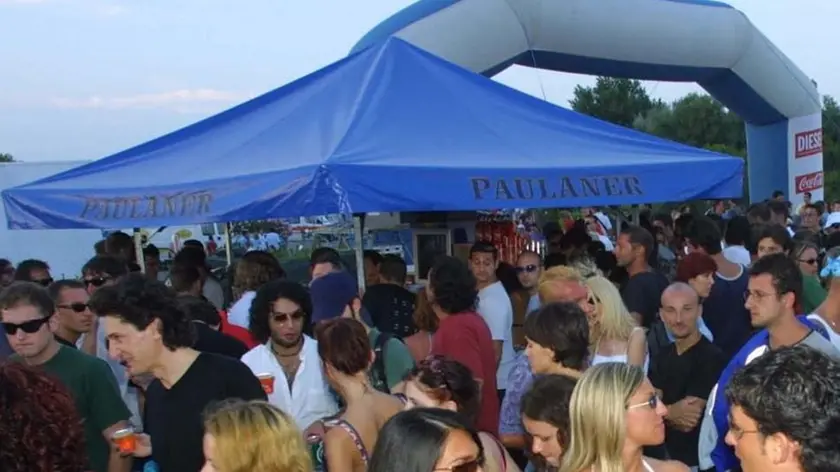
left=58, top=302, right=89, bottom=313
left=515, top=264, right=538, bottom=274
left=33, top=277, right=53, bottom=287
left=271, top=310, right=304, bottom=324
left=84, top=277, right=109, bottom=288
left=2, top=317, right=51, bottom=335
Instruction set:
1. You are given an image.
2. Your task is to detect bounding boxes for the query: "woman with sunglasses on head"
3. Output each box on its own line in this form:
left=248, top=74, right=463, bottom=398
left=404, top=356, right=520, bottom=472
left=316, top=318, right=404, bottom=472
left=789, top=241, right=826, bottom=314
left=560, top=363, right=689, bottom=472
left=583, top=276, right=648, bottom=373
left=369, top=408, right=485, bottom=472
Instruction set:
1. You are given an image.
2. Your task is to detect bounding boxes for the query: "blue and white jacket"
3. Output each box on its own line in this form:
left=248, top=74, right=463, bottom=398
left=697, top=316, right=829, bottom=471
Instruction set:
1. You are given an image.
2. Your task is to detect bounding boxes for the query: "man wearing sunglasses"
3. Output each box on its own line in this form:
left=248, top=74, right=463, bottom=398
left=515, top=251, right=543, bottom=316
left=241, top=279, right=338, bottom=433
left=13, top=258, right=52, bottom=287
left=48, top=279, right=94, bottom=348
left=0, top=281, right=133, bottom=472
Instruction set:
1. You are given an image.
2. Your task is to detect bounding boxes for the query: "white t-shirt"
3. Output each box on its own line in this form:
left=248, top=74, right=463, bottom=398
left=722, top=245, right=751, bottom=267
left=227, top=291, right=256, bottom=329
left=476, top=281, right=515, bottom=390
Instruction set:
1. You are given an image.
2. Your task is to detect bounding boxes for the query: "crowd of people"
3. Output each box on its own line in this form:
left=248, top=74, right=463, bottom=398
left=1, top=196, right=840, bottom=472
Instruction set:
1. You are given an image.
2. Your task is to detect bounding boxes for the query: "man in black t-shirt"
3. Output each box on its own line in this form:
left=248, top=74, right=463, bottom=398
left=614, top=225, right=669, bottom=329
left=90, top=274, right=265, bottom=472
left=362, top=254, right=417, bottom=338
left=649, top=283, right=726, bottom=470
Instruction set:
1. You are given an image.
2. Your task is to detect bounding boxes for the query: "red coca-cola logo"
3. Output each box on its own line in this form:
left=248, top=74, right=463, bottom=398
left=795, top=129, right=822, bottom=158
left=795, top=171, right=824, bottom=194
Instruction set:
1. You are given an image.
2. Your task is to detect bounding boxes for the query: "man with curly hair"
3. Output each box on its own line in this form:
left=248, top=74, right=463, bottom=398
left=426, top=256, right=499, bottom=436
left=89, top=273, right=266, bottom=472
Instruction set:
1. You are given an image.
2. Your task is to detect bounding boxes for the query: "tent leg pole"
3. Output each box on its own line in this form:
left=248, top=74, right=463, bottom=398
left=133, top=229, right=146, bottom=274
left=353, top=215, right=365, bottom=292
left=224, top=223, right=233, bottom=266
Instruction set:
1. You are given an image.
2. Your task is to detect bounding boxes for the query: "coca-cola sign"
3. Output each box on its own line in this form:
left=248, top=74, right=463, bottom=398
left=795, top=171, right=824, bottom=194
left=795, top=129, right=822, bottom=158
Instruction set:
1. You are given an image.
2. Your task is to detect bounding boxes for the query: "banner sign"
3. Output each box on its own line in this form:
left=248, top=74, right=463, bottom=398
left=470, top=175, right=644, bottom=201
left=80, top=191, right=214, bottom=221
left=788, top=113, right=824, bottom=205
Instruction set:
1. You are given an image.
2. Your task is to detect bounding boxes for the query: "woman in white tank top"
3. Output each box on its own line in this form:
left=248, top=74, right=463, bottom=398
left=584, top=276, right=649, bottom=373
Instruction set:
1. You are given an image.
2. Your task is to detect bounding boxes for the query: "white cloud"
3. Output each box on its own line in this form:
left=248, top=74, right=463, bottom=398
left=51, top=89, right=254, bottom=112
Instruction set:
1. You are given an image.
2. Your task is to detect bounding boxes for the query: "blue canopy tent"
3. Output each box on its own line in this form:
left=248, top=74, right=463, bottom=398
left=3, top=38, right=742, bottom=230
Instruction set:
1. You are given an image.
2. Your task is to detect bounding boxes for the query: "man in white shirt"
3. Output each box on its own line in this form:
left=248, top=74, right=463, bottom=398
left=240, top=279, right=337, bottom=431
left=469, top=241, right=515, bottom=401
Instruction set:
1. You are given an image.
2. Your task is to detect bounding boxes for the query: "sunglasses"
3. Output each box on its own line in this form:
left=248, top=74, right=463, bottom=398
left=628, top=393, right=661, bottom=410
left=58, top=302, right=89, bottom=313
left=84, top=276, right=110, bottom=288
left=2, top=317, right=51, bottom=336
left=271, top=310, right=304, bottom=324
left=33, top=277, right=54, bottom=287
left=799, top=258, right=818, bottom=266
left=515, top=264, right=538, bottom=274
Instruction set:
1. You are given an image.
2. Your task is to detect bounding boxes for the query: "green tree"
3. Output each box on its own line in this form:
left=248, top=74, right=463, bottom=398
left=0, top=153, right=14, bottom=163
left=822, top=96, right=840, bottom=190
left=570, top=77, right=658, bottom=128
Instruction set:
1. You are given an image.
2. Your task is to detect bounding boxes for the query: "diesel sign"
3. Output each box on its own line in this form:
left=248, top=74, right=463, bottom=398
left=795, top=129, right=822, bottom=158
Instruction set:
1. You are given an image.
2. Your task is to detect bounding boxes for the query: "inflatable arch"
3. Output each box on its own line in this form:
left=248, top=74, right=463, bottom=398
left=354, top=0, right=824, bottom=203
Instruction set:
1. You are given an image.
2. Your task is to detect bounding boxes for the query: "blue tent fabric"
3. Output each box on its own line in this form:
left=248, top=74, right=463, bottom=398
left=3, top=38, right=743, bottom=230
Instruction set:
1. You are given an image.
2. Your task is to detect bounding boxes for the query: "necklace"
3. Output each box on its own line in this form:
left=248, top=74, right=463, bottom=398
left=271, top=339, right=303, bottom=358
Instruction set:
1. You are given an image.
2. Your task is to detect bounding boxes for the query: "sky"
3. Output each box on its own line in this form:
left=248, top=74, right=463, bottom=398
left=0, top=0, right=837, bottom=163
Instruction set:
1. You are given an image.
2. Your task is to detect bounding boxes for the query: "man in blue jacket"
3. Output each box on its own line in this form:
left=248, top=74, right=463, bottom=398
left=697, top=254, right=840, bottom=471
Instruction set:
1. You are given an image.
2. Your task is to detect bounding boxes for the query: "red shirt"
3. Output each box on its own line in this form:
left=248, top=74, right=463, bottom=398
left=219, top=311, right=259, bottom=349
left=431, top=311, right=500, bottom=436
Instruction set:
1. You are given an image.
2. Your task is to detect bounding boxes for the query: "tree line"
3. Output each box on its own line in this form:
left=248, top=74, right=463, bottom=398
left=570, top=77, right=840, bottom=202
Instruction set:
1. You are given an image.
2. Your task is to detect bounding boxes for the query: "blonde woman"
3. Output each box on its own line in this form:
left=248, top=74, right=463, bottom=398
left=201, top=400, right=312, bottom=472
left=584, top=276, right=648, bottom=373
left=560, top=363, right=688, bottom=472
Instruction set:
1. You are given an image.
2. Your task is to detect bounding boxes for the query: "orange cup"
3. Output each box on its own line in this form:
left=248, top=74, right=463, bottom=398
left=257, top=373, right=275, bottom=394
left=112, top=428, right=136, bottom=454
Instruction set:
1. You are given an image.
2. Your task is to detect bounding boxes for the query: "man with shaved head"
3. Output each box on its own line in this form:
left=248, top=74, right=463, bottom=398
left=649, top=282, right=726, bottom=471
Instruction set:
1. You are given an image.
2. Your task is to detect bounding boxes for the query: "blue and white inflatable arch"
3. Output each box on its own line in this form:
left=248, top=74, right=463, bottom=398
left=354, top=0, right=824, bottom=203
